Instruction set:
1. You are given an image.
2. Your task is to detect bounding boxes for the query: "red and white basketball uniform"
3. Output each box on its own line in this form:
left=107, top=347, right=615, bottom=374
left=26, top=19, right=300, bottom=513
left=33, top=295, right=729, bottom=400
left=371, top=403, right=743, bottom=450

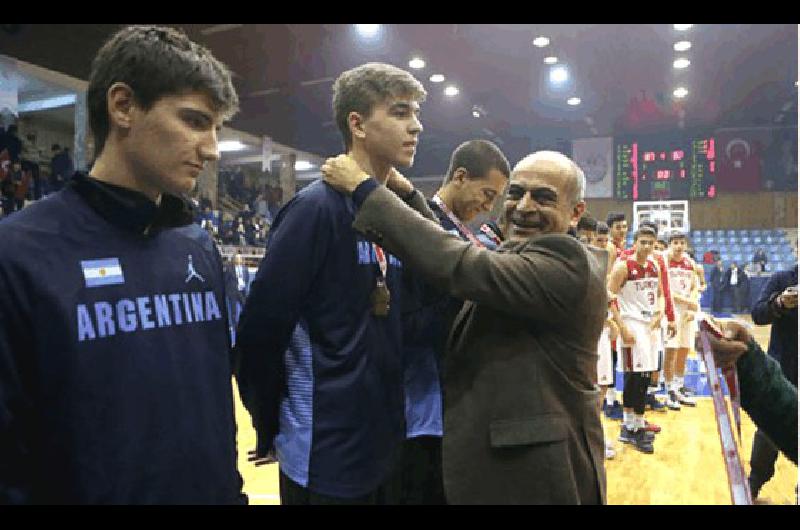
left=617, top=257, right=661, bottom=373
left=597, top=310, right=615, bottom=386
left=666, top=254, right=698, bottom=349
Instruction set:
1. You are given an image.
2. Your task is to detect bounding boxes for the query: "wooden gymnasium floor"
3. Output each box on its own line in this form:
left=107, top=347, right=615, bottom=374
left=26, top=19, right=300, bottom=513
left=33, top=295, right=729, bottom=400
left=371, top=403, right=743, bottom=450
left=233, top=314, right=797, bottom=505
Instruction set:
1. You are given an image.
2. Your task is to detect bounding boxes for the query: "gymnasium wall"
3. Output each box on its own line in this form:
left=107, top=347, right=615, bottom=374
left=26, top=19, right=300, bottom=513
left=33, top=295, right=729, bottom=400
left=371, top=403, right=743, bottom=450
left=585, top=190, right=798, bottom=230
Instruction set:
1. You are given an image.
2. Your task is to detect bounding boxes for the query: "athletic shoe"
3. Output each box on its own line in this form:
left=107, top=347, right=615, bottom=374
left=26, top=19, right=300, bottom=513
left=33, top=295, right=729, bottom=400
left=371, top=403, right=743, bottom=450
left=679, top=385, right=696, bottom=397
left=604, top=401, right=624, bottom=420
left=645, top=393, right=667, bottom=412
left=666, top=391, right=681, bottom=410
left=619, top=426, right=654, bottom=454
left=643, top=420, right=661, bottom=434
left=604, top=439, right=616, bottom=460
left=677, top=390, right=697, bottom=407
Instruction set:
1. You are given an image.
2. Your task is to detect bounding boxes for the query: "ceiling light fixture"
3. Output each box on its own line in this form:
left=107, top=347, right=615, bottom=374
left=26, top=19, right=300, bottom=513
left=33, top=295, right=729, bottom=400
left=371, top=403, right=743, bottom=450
left=544, top=56, right=558, bottom=65
left=673, top=87, right=689, bottom=99
left=218, top=140, right=247, bottom=152
left=355, top=24, right=381, bottom=38
left=408, top=57, right=426, bottom=69
left=17, top=94, right=77, bottom=113
left=429, top=74, right=445, bottom=83
left=673, top=24, right=693, bottom=31
left=674, top=40, right=692, bottom=52
left=532, top=36, right=550, bottom=47
left=444, top=85, right=459, bottom=97
left=549, top=65, right=569, bottom=85
left=567, top=97, right=581, bottom=106
left=295, top=160, right=315, bottom=171
left=673, top=58, right=691, bottom=69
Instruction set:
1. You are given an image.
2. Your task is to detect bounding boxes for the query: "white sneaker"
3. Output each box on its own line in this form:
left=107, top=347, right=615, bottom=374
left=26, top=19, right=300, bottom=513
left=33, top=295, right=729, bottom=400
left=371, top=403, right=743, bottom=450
left=605, top=439, right=616, bottom=459
left=666, top=391, right=682, bottom=410
left=677, top=390, right=696, bottom=407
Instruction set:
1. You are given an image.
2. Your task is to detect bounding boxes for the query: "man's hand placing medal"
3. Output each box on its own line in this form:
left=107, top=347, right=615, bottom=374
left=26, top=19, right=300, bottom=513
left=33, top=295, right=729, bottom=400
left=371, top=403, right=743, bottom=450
left=321, top=154, right=371, bottom=194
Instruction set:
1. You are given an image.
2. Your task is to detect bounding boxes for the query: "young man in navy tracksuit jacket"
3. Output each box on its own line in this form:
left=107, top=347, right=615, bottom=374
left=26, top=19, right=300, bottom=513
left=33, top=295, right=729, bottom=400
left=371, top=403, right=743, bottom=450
left=398, top=140, right=509, bottom=504
left=234, top=63, right=427, bottom=504
left=0, top=25, right=244, bottom=504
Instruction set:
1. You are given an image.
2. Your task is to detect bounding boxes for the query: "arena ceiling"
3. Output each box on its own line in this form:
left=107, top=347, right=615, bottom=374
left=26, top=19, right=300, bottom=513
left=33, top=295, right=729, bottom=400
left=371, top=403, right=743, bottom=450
left=1, top=24, right=796, bottom=177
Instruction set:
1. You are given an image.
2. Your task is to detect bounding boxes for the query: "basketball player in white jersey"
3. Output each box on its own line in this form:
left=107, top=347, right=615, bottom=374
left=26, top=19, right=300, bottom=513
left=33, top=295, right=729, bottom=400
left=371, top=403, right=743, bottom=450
left=663, top=232, right=700, bottom=409
left=608, top=226, right=665, bottom=454
left=592, top=221, right=619, bottom=459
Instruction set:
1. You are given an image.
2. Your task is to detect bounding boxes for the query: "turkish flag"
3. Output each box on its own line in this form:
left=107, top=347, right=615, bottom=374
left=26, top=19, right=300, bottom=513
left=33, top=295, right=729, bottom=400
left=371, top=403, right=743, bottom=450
left=716, top=129, right=770, bottom=192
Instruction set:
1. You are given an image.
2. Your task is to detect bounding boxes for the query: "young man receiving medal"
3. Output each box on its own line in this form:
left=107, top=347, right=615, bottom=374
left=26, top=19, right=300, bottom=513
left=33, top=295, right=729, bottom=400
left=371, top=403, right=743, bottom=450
left=234, top=63, right=427, bottom=504
left=399, top=140, right=510, bottom=504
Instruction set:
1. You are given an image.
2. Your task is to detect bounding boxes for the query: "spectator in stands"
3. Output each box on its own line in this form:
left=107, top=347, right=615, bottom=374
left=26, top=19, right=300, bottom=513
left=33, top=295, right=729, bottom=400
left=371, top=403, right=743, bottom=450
left=221, top=223, right=237, bottom=245
left=254, top=189, right=269, bottom=219
left=747, top=264, right=797, bottom=498
left=703, top=249, right=716, bottom=265
left=709, top=258, right=725, bottom=313
left=50, top=144, right=74, bottom=193
left=723, top=262, right=750, bottom=313
left=199, top=193, right=212, bottom=211
left=752, top=247, right=768, bottom=273
left=0, top=170, right=13, bottom=216
left=262, top=185, right=281, bottom=222
left=1, top=124, right=22, bottom=163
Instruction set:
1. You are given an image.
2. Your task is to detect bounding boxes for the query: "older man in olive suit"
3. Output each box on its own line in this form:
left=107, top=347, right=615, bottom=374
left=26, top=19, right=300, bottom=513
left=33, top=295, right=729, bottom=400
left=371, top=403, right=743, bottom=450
left=321, top=151, right=607, bottom=505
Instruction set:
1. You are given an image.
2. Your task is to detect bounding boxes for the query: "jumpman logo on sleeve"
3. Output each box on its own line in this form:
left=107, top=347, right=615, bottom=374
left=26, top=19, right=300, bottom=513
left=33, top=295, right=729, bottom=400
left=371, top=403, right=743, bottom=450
left=185, top=254, right=205, bottom=283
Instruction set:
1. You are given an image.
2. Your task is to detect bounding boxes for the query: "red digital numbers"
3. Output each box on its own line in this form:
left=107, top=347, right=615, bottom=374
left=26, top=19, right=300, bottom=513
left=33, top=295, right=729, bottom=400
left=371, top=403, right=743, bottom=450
left=672, top=150, right=684, bottom=161
left=656, top=169, right=671, bottom=180
left=644, top=152, right=656, bottom=162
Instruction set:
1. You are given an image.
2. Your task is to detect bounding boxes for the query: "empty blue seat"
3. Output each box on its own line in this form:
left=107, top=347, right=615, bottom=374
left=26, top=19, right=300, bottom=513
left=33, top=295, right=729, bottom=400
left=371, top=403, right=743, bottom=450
left=726, top=229, right=736, bottom=236
left=753, top=237, right=763, bottom=244
left=740, top=236, right=750, bottom=244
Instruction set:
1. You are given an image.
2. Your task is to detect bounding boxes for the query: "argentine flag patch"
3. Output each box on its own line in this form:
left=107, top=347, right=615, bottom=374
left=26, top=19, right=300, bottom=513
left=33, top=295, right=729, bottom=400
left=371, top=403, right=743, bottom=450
left=81, top=258, right=125, bottom=288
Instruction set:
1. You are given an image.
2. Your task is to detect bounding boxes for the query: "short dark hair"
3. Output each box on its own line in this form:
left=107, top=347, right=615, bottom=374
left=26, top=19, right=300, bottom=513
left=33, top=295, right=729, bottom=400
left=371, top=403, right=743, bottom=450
left=668, top=231, right=688, bottom=244
left=640, top=220, right=659, bottom=236
left=634, top=226, right=657, bottom=241
left=332, top=62, right=426, bottom=151
left=443, top=140, right=510, bottom=185
left=577, top=214, right=598, bottom=232
left=595, top=221, right=609, bottom=235
left=88, top=25, right=239, bottom=158
left=606, top=212, right=626, bottom=226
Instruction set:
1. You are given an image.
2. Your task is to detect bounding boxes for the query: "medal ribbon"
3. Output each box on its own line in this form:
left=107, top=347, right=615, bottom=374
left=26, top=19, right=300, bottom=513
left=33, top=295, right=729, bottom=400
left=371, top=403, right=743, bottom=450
left=697, top=327, right=752, bottom=505
left=479, top=223, right=503, bottom=246
left=432, top=195, right=485, bottom=248
left=372, top=243, right=388, bottom=282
